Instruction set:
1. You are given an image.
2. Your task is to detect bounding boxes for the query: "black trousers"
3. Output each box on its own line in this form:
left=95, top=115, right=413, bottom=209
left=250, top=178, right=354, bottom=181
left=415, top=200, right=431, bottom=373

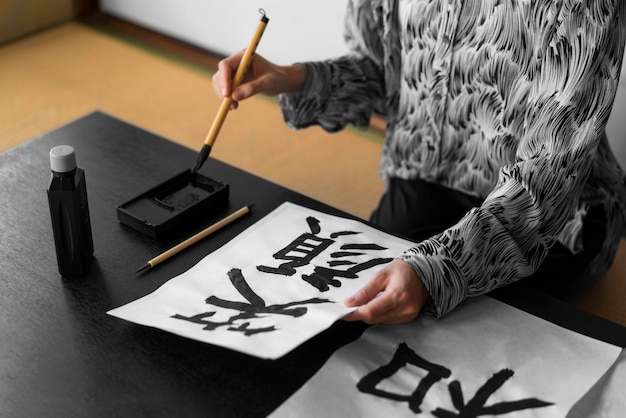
left=370, top=178, right=606, bottom=300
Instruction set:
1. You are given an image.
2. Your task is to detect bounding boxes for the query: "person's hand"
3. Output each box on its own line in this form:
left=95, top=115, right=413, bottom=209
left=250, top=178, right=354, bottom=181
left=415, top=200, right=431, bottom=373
left=343, top=259, right=429, bottom=324
left=212, top=51, right=305, bottom=110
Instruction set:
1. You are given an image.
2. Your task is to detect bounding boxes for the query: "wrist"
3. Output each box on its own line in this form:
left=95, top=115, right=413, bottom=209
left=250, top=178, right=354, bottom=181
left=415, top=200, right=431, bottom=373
left=283, top=64, right=305, bottom=93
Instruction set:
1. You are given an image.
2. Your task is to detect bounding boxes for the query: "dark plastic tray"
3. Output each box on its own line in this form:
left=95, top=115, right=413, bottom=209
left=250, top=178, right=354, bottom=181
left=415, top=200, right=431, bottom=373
left=116, top=169, right=229, bottom=239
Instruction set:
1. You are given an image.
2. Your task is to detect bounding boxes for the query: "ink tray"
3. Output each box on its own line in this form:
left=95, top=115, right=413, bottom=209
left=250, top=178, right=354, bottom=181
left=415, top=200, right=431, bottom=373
left=116, top=169, right=229, bottom=239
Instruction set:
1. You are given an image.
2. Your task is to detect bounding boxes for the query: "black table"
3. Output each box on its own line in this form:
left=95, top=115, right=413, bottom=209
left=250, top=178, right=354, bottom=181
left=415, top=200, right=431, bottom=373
left=1, top=112, right=624, bottom=418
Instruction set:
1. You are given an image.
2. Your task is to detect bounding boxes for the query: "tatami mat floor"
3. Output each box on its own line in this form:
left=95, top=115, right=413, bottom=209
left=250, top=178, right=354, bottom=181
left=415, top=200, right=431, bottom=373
left=1, top=21, right=624, bottom=327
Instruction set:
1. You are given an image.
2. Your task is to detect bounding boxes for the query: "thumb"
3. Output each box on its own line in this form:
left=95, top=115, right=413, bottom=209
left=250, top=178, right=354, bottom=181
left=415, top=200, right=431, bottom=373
left=344, top=274, right=387, bottom=307
left=232, top=75, right=270, bottom=101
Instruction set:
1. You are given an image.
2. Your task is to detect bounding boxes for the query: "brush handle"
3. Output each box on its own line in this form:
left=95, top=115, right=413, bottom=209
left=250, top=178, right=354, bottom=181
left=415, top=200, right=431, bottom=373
left=203, top=10, right=269, bottom=149
left=144, top=205, right=254, bottom=270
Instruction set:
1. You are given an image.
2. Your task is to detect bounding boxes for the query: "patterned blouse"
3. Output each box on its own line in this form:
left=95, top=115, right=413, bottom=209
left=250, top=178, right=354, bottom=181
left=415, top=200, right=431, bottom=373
left=279, top=0, right=626, bottom=318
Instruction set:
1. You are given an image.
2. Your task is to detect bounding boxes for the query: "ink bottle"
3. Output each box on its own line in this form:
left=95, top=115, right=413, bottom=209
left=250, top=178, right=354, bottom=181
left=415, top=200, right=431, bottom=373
left=47, top=145, right=94, bottom=277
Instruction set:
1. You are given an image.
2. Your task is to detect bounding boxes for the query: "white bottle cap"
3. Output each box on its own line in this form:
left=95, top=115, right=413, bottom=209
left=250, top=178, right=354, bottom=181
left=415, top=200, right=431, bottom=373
left=50, top=145, right=77, bottom=173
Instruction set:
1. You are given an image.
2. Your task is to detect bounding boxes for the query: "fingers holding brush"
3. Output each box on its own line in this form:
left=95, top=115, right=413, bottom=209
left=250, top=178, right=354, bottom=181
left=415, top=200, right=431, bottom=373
left=212, top=52, right=306, bottom=109
left=212, top=52, right=278, bottom=105
left=212, top=50, right=244, bottom=109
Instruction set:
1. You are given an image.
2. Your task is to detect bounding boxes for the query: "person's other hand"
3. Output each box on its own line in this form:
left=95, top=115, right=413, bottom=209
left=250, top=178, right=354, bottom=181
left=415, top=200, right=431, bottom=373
left=343, top=259, right=429, bottom=324
left=212, top=51, right=305, bottom=110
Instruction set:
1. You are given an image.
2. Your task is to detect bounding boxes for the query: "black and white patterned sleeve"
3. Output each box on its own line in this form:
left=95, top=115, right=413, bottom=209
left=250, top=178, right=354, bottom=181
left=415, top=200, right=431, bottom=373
left=400, top=1, right=626, bottom=318
left=279, top=0, right=387, bottom=132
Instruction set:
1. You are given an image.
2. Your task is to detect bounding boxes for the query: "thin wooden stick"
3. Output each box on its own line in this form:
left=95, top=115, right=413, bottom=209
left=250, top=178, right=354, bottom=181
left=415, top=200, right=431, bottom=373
left=136, top=204, right=254, bottom=273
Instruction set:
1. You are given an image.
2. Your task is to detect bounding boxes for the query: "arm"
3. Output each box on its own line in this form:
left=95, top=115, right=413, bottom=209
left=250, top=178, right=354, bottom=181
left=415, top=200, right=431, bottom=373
left=345, top=1, right=626, bottom=323
left=279, top=0, right=388, bottom=132
left=403, top=2, right=626, bottom=318
left=213, top=0, right=387, bottom=125
left=212, top=51, right=305, bottom=111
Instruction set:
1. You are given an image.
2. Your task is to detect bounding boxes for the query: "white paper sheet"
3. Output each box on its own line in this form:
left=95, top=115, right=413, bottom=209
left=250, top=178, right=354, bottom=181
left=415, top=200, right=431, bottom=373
left=269, top=296, right=621, bottom=417
left=566, top=347, right=626, bottom=417
left=108, top=202, right=415, bottom=359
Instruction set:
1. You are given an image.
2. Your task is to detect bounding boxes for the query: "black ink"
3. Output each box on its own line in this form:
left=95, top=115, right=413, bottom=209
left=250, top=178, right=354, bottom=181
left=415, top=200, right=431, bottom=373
left=330, top=251, right=365, bottom=258
left=172, top=268, right=333, bottom=336
left=341, top=243, right=387, bottom=251
left=432, top=369, right=554, bottom=418
left=357, top=342, right=452, bottom=413
left=158, top=182, right=203, bottom=212
left=228, top=322, right=276, bottom=335
left=47, top=146, right=94, bottom=277
left=328, top=260, right=357, bottom=267
left=257, top=233, right=334, bottom=276
left=228, top=266, right=265, bottom=307
left=302, top=258, right=393, bottom=291
left=358, top=342, right=554, bottom=416
left=330, top=231, right=360, bottom=238
left=306, top=216, right=321, bottom=234
left=257, top=216, right=392, bottom=291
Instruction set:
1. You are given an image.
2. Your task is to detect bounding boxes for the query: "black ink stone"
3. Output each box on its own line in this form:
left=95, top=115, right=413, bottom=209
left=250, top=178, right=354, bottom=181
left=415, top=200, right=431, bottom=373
left=116, top=169, right=229, bottom=239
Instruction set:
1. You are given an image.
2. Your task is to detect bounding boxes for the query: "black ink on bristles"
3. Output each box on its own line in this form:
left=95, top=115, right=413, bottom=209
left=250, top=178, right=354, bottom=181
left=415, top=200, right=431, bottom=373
left=192, top=144, right=212, bottom=175
left=136, top=263, right=151, bottom=274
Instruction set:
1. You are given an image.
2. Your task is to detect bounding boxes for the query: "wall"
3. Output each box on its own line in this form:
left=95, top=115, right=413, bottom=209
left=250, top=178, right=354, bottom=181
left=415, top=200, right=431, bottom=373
left=100, top=0, right=349, bottom=63
left=0, top=0, right=75, bottom=45
left=100, top=0, right=626, bottom=169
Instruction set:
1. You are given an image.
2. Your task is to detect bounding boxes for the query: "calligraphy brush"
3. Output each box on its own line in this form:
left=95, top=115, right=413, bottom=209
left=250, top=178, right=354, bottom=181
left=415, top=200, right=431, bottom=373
left=136, top=204, right=255, bottom=274
left=192, top=9, right=270, bottom=175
